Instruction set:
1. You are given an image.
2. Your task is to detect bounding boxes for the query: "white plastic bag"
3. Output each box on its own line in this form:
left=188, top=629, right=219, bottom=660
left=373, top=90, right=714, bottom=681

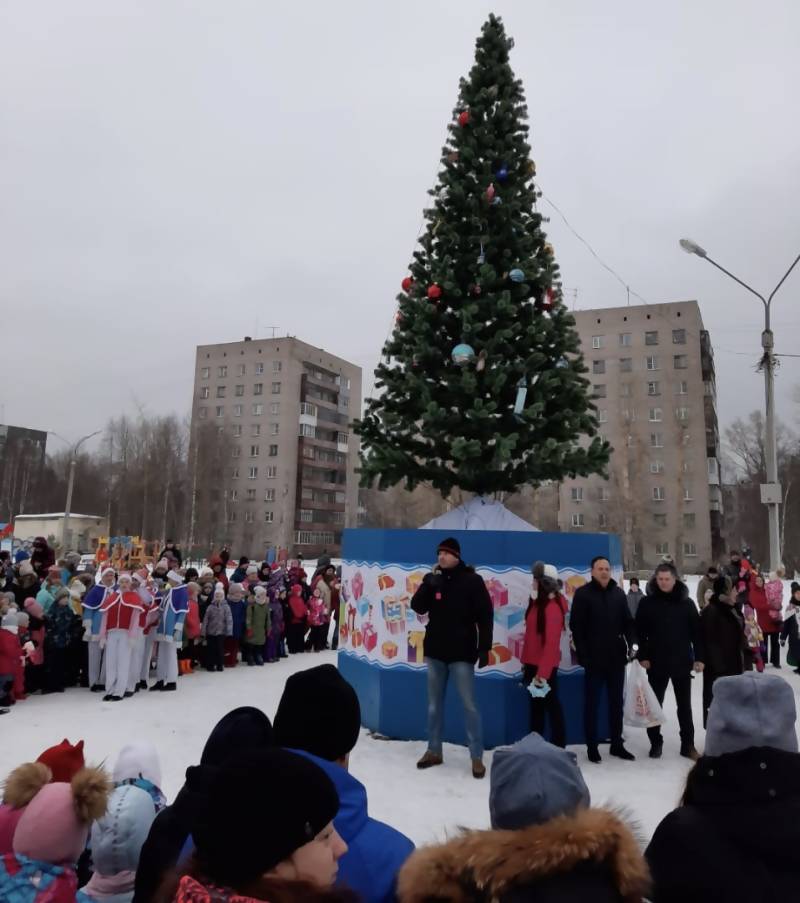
left=623, top=661, right=667, bottom=729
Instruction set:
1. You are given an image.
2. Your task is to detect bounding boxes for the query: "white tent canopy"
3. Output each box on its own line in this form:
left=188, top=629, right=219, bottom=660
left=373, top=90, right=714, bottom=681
left=421, top=497, right=539, bottom=532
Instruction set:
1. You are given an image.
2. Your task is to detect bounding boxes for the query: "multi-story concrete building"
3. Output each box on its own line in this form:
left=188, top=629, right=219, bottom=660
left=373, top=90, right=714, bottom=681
left=189, top=337, right=362, bottom=559
left=559, top=301, right=723, bottom=573
left=0, top=424, right=47, bottom=524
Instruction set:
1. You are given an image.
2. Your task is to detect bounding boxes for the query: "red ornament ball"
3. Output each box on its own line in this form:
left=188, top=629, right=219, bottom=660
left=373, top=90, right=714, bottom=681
left=427, top=284, right=442, bottom=300
left=485, top=183, right=496, bottom=201
left=401, top=276, right=413, bottom=292
left=458, top=110, right=470, bottom=127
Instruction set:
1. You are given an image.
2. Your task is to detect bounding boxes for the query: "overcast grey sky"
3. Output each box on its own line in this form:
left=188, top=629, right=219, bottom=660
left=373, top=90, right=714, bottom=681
left=2, top=1, right=799, bottom=451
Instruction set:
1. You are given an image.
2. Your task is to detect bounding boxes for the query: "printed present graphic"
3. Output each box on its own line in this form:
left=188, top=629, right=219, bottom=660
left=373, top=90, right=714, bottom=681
left=484, top=577, right=509, bottom=609
left=487, top=643, right=512, bottom=666
left=405, top=571, right=425, bottom=596
left=381, top=640, right=398, bottom=659
left=407, top=630, right=425, bottom=664
left=357, top=600, right=370, bottom=619
left=493, top=605, right=524, bottom=631
left=351, top=628, right=363, bottom=648
left=507, top=629, right=525, bottom=660
left=346, top=604, right=357, bottom=633
left=381, top=594, right=409, bottom=633
left=352, top=571, right=364, bottom=601
left=363, top=622, right=378, bottom=652
left=377, top=574, right=395, bottom=590
left=339, top=624, right=349, bottom=644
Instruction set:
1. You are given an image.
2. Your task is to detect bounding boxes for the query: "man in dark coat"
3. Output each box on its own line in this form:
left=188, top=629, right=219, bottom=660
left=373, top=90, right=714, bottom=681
left=699, top=575, right=745, bottom=726
left=411, top=537, right=493, bottom=779
left=157, top=540, right=183, bottom=567
left=636, top=562, right=704, bottom=760
left=569, top=556, right=636, bottom=764
left=646, top=673, right=800, bottom=903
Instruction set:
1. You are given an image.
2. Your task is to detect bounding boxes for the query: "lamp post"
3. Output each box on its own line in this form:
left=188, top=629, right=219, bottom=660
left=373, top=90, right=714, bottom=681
left=679, top=238, right=800, bottom=571
left=61, top=430, right=102, bottom=553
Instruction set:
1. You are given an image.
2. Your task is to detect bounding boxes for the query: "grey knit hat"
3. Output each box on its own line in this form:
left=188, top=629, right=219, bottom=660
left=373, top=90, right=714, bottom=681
left=490, top=732, right=590, bottom=830
left=705, top=673, right=798, bottom=756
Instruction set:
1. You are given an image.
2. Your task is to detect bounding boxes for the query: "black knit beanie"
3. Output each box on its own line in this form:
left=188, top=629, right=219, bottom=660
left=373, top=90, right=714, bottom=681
left=273, top=664, right=361, bottom=761
left=437, top=536, right=461, bottom=558
left=187, top=748, right=339, bottom=886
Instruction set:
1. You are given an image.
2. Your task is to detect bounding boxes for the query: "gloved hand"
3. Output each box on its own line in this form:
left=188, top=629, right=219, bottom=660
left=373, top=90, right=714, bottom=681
left=477, top=650, right=489, bottom=669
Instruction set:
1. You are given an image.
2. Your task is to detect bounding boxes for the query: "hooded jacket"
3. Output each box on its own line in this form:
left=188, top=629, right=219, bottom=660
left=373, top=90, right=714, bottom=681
left=397, top=808, right=650, bottom=903
left=293, top=751, right=415, bottom=903
left=646, top=747, right=800, bottom=902
left=635, top=578, right=703, bottom=677
left=410, top=561, right=493, bottom=665
left=700, top=598, right=745, bottom=678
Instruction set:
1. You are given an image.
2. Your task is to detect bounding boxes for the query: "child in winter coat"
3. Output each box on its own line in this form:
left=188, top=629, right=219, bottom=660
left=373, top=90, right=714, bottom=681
left=266, top=589, right=284, bottom=663
left=750, top=572, right=781, bottom=668
left=0, top=611, right=24, bottom=710
left=112, top=740, right=167, bottom=813
left=287, top=583, right=309, bottom=654
left=780, top=582, right=800, bottom=674
left=201, top=584, right=233, bottom=672
left=23, top=598, right=45, bottom=693
left=224, top=582, right=247, bottom=667
left=245, top=586, right=269, bottom=666
left=742, top=602, right=764, bottom=672
left=0, top=764, right=110, bottom=902
left=44, top=588, right=79, bottom=694
left=307, top=586, right=330, bottom=653
left=179, top=582, right=202, bottom=674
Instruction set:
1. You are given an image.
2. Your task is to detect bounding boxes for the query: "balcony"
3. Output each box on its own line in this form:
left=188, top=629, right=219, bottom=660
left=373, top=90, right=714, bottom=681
left=299, top=402, right=318, bottom=428
left=707, top=457, right=720, bottom=486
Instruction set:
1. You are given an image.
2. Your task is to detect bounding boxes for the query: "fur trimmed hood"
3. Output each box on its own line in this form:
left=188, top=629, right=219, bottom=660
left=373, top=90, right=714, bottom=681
left=397, top=808, right=650, bottom=903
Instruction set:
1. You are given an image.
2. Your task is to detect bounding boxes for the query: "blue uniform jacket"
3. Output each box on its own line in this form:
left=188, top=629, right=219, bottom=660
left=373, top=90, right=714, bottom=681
left=291, top=750, right=415, bottom=903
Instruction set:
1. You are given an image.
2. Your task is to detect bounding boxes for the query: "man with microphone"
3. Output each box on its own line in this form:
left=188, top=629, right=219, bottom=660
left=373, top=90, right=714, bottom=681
left=410, top=537, right=493, bottom=779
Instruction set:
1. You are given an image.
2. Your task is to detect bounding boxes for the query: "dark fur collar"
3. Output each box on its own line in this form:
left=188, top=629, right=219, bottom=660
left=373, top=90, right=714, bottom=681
left=397, top=807, right=650, bottom=902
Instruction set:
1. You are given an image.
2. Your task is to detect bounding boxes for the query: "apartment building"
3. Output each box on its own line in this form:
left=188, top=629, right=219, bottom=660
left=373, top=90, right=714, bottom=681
left=559, top=301, right=724, bottom=573
left=189, top=337, right=362, bottom=559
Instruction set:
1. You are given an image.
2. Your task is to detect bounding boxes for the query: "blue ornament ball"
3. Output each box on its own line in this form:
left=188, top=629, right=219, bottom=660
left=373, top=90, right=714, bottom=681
left=555, top=356, right=569, bottom=369
left=509, top=268, right=525, bottom=283
left=496, top=166, right=509, bottom=181
left=451, top=343, right=476, bottom=366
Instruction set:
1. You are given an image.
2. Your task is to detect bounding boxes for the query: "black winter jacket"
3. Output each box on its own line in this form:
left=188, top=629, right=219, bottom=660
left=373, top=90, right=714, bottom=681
left=635, top=578, right=703, bottom=677
left=700, top=598, right=745, bottom=677
left=780, top=610, right=800, bottom=664
left=569, top=578, right=635, bottom=670
left=646, top=747, right=800, bottom=903
left=410, top=561, right=493, bottom=665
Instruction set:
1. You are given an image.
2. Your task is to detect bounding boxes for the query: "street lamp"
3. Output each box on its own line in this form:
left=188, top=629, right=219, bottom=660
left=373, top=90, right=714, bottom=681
left=680, top=238, right=800, bottom=571
left=61, top=430, right=102, bottom=552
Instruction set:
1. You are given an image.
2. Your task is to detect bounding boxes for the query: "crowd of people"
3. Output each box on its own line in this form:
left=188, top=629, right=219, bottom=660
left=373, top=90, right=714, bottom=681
left=2, top=660, right=798, bottom=901
left=0, top=541, right=342, bottom=713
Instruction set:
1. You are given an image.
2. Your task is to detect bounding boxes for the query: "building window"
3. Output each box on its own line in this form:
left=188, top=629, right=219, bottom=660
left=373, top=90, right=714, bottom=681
left=649, top=407, right=663, bottom=422
left=231, top=468, right=240, bottom=479
left=250, top=445, right=259, bottom=457
left=246, top=488, right=256, bottom=500
left=232, top=446, right=241, bottom=458
left=235, top=385, right=245, bottom=397
left=341, top=397, right=349, bottom=409
left=216, top=385, right=226, bottom=398
left=216, top=405, right=225, bottom=418
left=272, top=382, right=282, bottom=394
left=300, top=509, right=314, bottom=523
left=300, top=424, right=316, bottom=438
left=571, top=487, right=583, bottom=502
left=672, top=328, right=686, bottom=344
left=650, top=433, right=664, bottom=448
left=570, top=513, right=585, bottom=528
left=652, top=486, right=665, bottom=501
left=598, top=409, right=608, bottom=423
left=233, top=424, right=242, bottom=437
left=647, top=381, right=660, bottom=396
left=594, top=384, right=607, bottom=398
left=646, top=356, right=659, bottom=371
left=255, top=363, right=264, bottom=375
left=264, top=511, right=274, bottom=523
left=592, top=360, right=605, bottom=375
left=683, top=513, right=696, bottom=528
left=300, top=402, right=317, bottom=416
left=622, top=408, right=636, bottom=422
left=620, top=383, right=631, bottom=398
left=266, top=465, right=277, bottom=478
left=654, top=513, right=667, bottom=526
left=201, top=367, right=210, bottom=379
left=248, top=466, right=258, bottom=479
left=656, top=542, right=669, bottom=555
left=598, top=513, right=608, bottom=528
left=198, top=407, right=207, bottom=419
left=683, top=542, right=697, bottom=557
left=252, top=403, right=263, bottom=416
left=682, top=432, right=691, bottom=445
left=626, top=434, right=635, bottom=447
left=251, top=424, right=261, bottom=437
left=218, top=366, right=228, bottom=378
left=244, top=511, right=254, bottom=523
left=683, top=461, right=692, bottom=473
left=650, top=460, right=664, bottom=474
left=229, top=489, right=238, bottom=502
left=264, top=488, right=276, bottom=502
left=599, top=486, right=610, bottom=501
left=619, top=333, right=632, bottom=346
left=645, top=331, right=659, bottom=345
left=254, top=383, right=263, bottom=395
left=270, top=422, right=279, bottom=436
left=233, top=404, right=243, bottom=417
left=683, top=486, right=693, bottom=501
left=237, top=364, right=246, bottom=376
left=269, top=445, right=278, bottom=457
left=592, top=336, right=604, bottom=349
left=273, top=360, right=283, bottom=372
left=620, top=357, right=633, bottom=372
left=674, top=354, right=688, bottom=369
left=677, top=380, right=689, bottom=395
left=270, top=402, right=280, bottom=415
left=337, top=432, right=349, bottom=445
left=676, top=407, right=690, bottom=421
left=294, top=530, right=335, bottom=546
left=228, top=511, right=237, bottom=523
left=199, top=387, right=209, bottom=399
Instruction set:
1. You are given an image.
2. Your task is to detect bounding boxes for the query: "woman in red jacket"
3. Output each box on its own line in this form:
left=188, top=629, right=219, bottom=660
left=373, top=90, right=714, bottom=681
left=749, top=571, right=782, bottom=668
left=521, top=576, right=566, bottom=748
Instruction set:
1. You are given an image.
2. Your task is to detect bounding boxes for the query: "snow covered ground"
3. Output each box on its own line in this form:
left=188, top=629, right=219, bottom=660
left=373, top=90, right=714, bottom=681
left=5, top=575, right=800, bottom=849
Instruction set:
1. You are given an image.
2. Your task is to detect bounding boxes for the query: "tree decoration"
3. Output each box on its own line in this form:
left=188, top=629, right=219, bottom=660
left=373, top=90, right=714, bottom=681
left=354, top=14, right=608, bottom=497
left=527, top=160, right=536, bottom=176
left=509, top=268, right=525, bottom=283
left=458, top=110, right=470, bottom=127
left=485, top=183, right=496, bottom=201
left=496, top=165, right=509, bottom=181
left=401, top=276, right=413, bottom=292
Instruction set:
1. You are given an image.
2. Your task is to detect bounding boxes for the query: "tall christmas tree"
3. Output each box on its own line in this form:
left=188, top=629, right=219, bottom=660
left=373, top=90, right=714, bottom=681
left=355, top=15, right=609, bottom=497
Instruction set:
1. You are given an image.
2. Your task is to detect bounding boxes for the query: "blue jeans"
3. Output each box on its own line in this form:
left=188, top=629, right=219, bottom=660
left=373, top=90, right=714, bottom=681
left=425, top=657, right=484, bottom=759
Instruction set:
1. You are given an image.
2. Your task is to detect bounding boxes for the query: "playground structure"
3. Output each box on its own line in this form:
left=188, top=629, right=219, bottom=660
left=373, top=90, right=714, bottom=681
left=94, top=536, right=161, bottom=571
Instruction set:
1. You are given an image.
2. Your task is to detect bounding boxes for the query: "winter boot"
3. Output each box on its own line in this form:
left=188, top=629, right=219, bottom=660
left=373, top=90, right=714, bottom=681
left=255, top=654, right=264, bottom=666
left=472, top=758, right=486, bottom=779
left=149, top=680, right=165, bottom=692
left=610, top=744, right=636, bottom=761
left=416, top=751, right=443, bottom=770
left=91, top=684, right=105, bottom=692
left=680, top=744, right=700, bottom=761
left=587, top=746, right=602, bottom=764
left=161, top=682, right=177, bottom=691
left=123, top=691, right=134, bottom=698
left=649, top=739, right=664, bottom=759
left=137, top=680, right=148, bottom=691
